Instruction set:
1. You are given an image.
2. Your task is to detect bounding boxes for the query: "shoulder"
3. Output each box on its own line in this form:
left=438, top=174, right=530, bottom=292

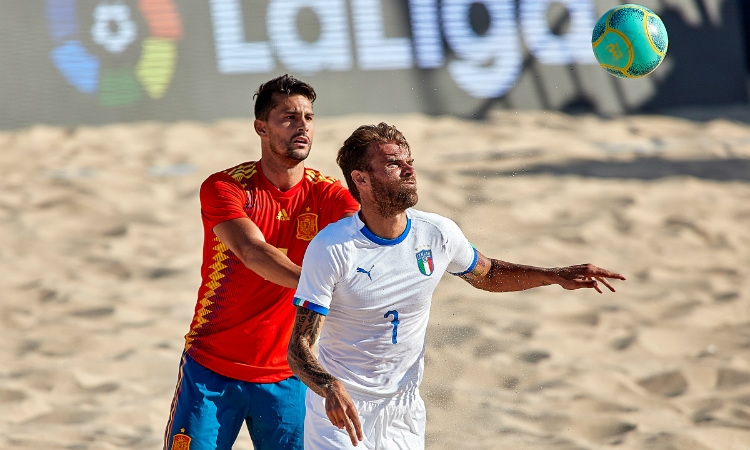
left=312, top=215, right=359, bottom=247
left=409, top=209, right=460, bottom=233
left=303, top=167, right=344, bottom=188
left=222, top=161, right=260, bottom=182
left=408, top=209, right=466, bottom=246
left=200, top=163, right=259, bottom=202
left=202, top=161, right=259, bottom=189
left=201, top=172, right=238, bottom=194
left=409, top=210, right=470, bottom=259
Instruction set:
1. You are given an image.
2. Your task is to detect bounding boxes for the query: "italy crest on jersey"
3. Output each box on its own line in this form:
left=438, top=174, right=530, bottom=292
left=415, top=248, right=434, bottom=276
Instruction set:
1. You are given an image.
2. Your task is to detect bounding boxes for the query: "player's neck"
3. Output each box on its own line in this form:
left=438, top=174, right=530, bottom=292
left=258, top=157, right=305, bottom=192
left=358, top=208, right=408, bottom=240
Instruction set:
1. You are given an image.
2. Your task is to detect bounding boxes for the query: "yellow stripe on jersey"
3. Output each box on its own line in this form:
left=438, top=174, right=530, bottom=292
left=185, top=238, right=229, bottom=349
left=225, top=161, right=258, bottom=183
left=305, top=168, right=338, bottom=184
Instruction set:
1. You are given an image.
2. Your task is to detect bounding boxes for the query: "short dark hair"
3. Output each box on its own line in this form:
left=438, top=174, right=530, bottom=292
left=253, top=74, right=316, bottom=121
left=336, top=123, right=410, bottom=202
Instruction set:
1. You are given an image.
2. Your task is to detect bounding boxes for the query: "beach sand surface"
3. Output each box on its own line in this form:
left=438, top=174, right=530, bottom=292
left=0, top=108, right=748, bottom=449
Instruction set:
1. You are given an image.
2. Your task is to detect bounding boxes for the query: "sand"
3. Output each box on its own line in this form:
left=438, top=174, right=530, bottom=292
left=0, top=107, right=748, bottom=449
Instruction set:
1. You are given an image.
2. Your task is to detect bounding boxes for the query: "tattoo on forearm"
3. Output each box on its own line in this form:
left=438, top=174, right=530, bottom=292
left=288, top=308, right=337, bottom=397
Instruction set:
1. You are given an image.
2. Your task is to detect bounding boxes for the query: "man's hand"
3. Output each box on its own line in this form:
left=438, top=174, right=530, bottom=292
left=288, top=307, right=364, bottom=446
left=324, top=380, right=363, bottom=446
left=551, top=264, right=626, bottom=293
left=461, top=252, right=625, bottom=294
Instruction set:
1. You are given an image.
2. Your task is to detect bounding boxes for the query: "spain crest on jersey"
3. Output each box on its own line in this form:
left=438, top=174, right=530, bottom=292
left=296, top=213, right=318, bottom=241
left=171, top=433, right=191, bottom=450
left=416, top=249, right=434, bottom=276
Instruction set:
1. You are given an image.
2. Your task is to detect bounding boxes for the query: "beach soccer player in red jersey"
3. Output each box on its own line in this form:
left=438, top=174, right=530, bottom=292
left=163, top=74, right=360, bottom=450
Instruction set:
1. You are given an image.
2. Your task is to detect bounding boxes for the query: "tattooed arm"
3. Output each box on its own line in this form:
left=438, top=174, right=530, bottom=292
left=288, top=307, right=363, bottom=446
left=460, top=250, right=625, bottom=293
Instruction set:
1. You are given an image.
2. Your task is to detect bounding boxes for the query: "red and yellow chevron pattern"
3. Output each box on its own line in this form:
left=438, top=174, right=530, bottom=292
left=185, top=237, right=230, bottom=349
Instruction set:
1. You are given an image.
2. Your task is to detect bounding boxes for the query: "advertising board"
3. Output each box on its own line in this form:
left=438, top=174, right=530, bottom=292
left=0, top=0, right=746, bottom=129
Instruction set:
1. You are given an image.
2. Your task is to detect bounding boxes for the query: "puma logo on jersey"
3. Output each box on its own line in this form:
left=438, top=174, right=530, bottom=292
left=276, top=209, right=290, bottom=221
left=356, top=265, right=374, bottom=280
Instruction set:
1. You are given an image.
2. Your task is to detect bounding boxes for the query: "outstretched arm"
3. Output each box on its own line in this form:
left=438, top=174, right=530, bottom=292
left=461, top=250, right=625, bottom=293
left=287, top=307, right=363, bottom=446
left=214, top=218, right=301, bottom=289
left=214, top=214, right=355, bottom=290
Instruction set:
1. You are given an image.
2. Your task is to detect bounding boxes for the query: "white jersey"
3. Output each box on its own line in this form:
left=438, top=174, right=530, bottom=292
left=293, top=209, right=477, bottom=399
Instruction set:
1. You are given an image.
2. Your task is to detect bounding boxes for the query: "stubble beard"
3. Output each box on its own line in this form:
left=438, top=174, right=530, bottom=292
left=269, top=134, right=311, bottom=163
left=370, top=176, right=418, bottom=218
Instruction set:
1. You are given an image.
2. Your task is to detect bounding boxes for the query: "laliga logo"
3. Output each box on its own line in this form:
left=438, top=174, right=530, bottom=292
left=210, top=0, right=598, bottom=98
left=46, top=0, right=183, bottom=106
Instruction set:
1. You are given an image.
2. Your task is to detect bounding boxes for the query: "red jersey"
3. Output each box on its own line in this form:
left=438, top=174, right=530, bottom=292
left=185, top=161, right=359, bottom=383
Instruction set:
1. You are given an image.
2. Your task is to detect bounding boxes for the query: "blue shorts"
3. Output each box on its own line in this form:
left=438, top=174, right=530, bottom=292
left=164, top=353, right=306, bottom=450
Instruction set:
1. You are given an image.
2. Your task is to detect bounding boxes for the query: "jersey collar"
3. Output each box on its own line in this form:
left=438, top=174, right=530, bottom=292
left=359, top=213, right=411, bottom=246
left=256, top=160, right=305, bottom=198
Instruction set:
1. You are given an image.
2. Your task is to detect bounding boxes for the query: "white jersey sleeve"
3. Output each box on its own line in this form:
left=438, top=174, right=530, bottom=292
left=437, top=215, right=478, bottom=276
left=293, top=216, right=355, bottom=315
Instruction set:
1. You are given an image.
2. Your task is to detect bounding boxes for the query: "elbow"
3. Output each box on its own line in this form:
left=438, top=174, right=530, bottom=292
left=237, top=250, right=262, bottom=272
left=286, top=343, right=297, bottom=373
left=287, top=341, right=302, bottom=375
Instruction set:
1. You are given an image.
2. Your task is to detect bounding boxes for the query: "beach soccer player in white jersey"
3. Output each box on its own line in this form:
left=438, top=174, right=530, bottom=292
left=287, top=122, right=626, bottom=449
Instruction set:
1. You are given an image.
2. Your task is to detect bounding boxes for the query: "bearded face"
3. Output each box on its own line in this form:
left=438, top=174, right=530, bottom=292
left=368, top=169, right=418, bottom=217
left=261, top=93, right=314, bottom=164
left=266, top=127, right=311, bottom=162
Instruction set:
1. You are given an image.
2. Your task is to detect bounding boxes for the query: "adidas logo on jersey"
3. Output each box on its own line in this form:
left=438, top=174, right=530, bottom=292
left=276, top=209, right=290, bottom=221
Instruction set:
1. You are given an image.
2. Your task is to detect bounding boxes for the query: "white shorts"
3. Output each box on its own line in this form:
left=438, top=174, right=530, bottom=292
left=304, top=388, right=426, bottom=450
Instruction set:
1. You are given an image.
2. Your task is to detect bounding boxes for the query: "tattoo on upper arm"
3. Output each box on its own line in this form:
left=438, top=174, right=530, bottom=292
left=471, top=258, right=487, bottom=277
left=461, top=257, right=488, bottom=282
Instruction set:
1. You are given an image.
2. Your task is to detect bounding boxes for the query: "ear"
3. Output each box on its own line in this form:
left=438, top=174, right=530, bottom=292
left=351, top=169, right=368, bottom=189
left=254, top=119, right=266, bottom=137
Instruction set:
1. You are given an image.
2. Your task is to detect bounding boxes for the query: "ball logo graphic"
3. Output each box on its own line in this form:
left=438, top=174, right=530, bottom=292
left=591, top=4, right=668, bottom=79
left=91, top=4, right=137, bottom=54
left=46, top=0, right=183, bottom=106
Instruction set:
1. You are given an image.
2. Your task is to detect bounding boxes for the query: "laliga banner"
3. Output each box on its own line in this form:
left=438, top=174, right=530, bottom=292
left=0, top=0, right=746, bottom=129
left=210, top=0, right=596, bottom=98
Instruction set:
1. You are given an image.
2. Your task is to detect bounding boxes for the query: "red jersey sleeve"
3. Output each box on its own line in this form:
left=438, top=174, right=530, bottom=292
left=322, top=180, right=360, bottom=223
left=200, top=173, right=248, bottom=229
